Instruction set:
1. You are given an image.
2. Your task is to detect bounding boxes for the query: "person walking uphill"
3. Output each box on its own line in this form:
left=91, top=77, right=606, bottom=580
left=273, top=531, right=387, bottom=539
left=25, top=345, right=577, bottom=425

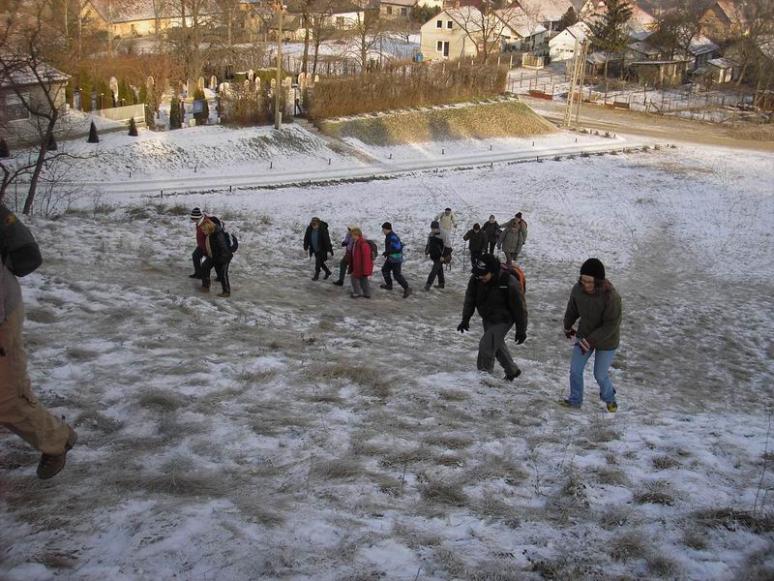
left=0, top=204, right=77, bottom=479
left=189, top=207, right=220, bottom=279
left=349, top=227, right=374, bottom=298
left=457, top=254, right=527, bottom=381
left=333, top=227, right=354, bottom=286
left=303, top=217, right=333, bottom=281
left=500, top=212, right=527, bottom=266
left=463, top=223, right=488, bottom=269
left=380, top=222, right=412, bottom=298
left=561, top=258, right=622, bottom=412
left=482, top=215, right=500, bottom=255
left=199, top=216, right=233, bottom=297
left=424, top=221, right=445, bottom=291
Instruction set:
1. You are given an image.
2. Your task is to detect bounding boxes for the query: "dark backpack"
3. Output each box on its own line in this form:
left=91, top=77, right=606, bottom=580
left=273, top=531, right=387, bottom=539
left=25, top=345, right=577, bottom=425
left=0, top=206, right=42, bottom=277
left=224, top=230, right=238, bottom=253
left=367, top=239, right=378, bottom=260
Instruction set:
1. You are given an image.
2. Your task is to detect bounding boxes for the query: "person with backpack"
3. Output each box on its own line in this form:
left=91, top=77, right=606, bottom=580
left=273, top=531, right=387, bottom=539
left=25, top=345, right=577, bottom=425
left=198, top=216, right=233, bottom=297
left=561, top=258, right=622, bottom=412
left=424, top=220, right=445, bottom=291
left=463, top=223, right=488, bottom=269
left=189, top=207, right=224, bottom=281
left=380, top=222, right=412, bottom=298
left=0, top=203, right=77, bottom=479
left=482, top=215, right=500, bottom=255
left=500, top=212, right=527, bottom=266
left=333, top=227, right=354, bottom=287
left=303, top=217, right=333, bottom=281
left=457, top=254, right=527, bottom=381
left=349, top=227, right=374, bottom=299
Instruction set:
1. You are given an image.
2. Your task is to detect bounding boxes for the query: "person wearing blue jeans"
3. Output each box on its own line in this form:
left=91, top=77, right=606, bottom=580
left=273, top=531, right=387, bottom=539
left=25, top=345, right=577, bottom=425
left=379, top=222, right=412, bottom=298
left=561, top=258, right=622, bottom=412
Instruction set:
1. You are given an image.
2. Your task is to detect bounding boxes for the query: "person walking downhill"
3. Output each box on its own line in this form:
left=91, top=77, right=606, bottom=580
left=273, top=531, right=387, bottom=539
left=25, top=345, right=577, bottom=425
left=482, top=215, right=500, bottom=255
left=380, top=222, right=412, bottom=298
left=424, top=220, right=446, bottom=291
left=303, top=217, right=333, bottom=281
left=0, top=203, right=77, bottom=479
left=435, top=207, right=457, bottom=264
left=199, top=217, right=233, bottom=297
left=333, top=227, right=354, bottom=287
left=500, top=212, right=527, bottom=266
left=457, top=254, right=527, bottom=381
left=349, top=227, right=373, bottom=299
left=463, top=223, right=488, bottom=269
left=561, top=258, right=622, bottom=412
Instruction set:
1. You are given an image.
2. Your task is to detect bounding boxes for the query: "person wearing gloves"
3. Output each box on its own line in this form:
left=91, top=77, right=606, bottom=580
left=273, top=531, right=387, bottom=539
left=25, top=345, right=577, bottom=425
left=457, top=253, right=527, bottom=381
left=424, top=220, right=446, bottom=291
left=561, top=258, right=622, bottom=412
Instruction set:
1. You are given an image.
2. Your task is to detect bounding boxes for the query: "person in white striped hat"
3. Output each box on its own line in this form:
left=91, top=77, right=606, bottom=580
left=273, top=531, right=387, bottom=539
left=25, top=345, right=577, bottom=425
left=189, top=207, right=206, bottom=279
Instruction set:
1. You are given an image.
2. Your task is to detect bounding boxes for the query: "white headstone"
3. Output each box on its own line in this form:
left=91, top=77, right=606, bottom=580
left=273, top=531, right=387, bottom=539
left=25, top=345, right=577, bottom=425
left=210, top=75, right=217, bottom=90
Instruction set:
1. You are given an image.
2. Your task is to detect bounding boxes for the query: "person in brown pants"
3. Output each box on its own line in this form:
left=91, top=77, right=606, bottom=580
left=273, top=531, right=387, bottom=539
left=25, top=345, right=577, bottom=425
left=0, top=204, right=76, bottom=479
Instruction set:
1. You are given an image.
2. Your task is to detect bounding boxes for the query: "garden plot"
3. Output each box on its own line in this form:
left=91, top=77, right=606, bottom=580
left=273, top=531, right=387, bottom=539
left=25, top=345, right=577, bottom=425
left=0, top=144, right=773, bottom=580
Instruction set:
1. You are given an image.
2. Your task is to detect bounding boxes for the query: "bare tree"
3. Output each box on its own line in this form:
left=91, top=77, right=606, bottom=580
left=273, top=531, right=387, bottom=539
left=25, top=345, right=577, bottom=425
left=649, top=1, right=706, bottom=60
left=347, top=0, right=385, bottom=71
left=732, top=0, right=774, bottom=87
left=452, top=4, right=513, bottom=64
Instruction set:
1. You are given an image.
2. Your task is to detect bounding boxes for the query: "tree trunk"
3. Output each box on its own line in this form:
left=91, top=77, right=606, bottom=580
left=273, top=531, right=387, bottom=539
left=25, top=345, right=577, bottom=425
left=24, top=115, right=58, bottom=215
left=302, top=11, right=310, bottom=74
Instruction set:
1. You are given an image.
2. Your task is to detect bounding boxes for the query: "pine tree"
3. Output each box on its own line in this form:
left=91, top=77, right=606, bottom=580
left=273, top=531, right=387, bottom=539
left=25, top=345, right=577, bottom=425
left=193, top=88, right=209, bottom=125
left=0, top=138, right=10, bottom=158
left=80, top=75, right=93, bottom=112
left=118, top=79, right=135, bottom=106
left=88, top=121, right=100, bottom=143
left=128, top=117, right=138, bottom=136
left=558, top=7, right=578, bottom=31
left=590, top=0, right=633, bottom=91
left=169, top=96, right=181, bottom=129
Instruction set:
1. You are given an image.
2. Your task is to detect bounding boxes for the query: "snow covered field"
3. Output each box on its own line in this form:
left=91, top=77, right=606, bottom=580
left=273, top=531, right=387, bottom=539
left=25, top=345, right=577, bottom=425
left=1, top=142, right=773, bottom=580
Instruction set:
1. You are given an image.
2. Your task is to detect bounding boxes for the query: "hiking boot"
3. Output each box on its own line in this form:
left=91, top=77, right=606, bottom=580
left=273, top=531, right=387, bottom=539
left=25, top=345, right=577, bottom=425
left=323, top=271, right=332, bottom=280
left=558, top=399, right=581, bottom=409
left=37, top=425, right=77, bottom=480
left=424, top=284, right=431, bottom=292
left=199, top=285, right=210, bottom=292
left=363, top=295, right=371, bottom=299
left=606, top=401, right=618, bottom=413
left=403, top=287, right=412, bottom=299
left=436, top=283, right=445, bottom=289
left=380, top=284, right=393, bottom=290
left=350, top=292, right=362, bottom=299
left=218, top=292, right=230, bottom=298
left=312, top=274, right=320, bottom=281
left=333, top=280, right=344, bottom=286
left=504, top=369, right=522, bottom=382
left=189, top=273, right=201, bottom=279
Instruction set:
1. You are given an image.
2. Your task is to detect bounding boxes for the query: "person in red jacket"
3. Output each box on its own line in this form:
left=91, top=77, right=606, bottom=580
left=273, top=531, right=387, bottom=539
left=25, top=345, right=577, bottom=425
left=349, top=227, right=373, bottom=299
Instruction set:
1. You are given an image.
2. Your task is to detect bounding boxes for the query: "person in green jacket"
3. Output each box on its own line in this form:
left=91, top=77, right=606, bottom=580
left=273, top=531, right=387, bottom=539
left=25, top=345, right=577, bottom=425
left=561, top=258, right=622, bottom=412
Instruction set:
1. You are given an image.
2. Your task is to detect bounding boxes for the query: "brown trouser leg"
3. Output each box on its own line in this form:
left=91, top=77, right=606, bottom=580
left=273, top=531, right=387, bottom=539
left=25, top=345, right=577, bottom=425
left=0, top=306, right=70, bottom=455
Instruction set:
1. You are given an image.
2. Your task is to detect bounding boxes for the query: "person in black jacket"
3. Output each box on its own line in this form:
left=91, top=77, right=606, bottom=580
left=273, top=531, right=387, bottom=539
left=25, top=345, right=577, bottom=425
left=482, top=215, right=500, bottom=255
left=303, top=217, right=333, bottom=280
left=463, top=223, right=488, bottom=268
left=457, top=254, right=527, bottom=380
left=200, top=217, right=233, bottom=296
left=424, top=220, right=446, bottom=291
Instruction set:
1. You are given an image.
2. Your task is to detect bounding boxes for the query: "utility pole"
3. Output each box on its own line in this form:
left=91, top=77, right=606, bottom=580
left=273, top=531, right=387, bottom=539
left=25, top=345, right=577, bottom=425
left=564, top=39, right=588, bottom=128
left=275, top=1, right=284, bottom=130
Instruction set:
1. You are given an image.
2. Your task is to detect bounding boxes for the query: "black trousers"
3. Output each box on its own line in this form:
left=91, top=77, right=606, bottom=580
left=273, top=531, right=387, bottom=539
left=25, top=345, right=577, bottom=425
left=192, top=247, right=205, bottom=276
left=487, top=241, right=497, bottom=255
left=202, top=258, right=230, bottom=293
left=382, top=260, right=408, bottom=289
left=314, top=251, right=331, bottom=277
left=426, top=259, right=445, bottom=287
left=470, top=250, right=482, bottom=269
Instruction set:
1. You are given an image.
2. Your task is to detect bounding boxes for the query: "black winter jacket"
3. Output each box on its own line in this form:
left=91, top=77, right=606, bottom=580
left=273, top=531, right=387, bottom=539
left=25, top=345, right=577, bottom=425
left=425, top=234, right=445, bottom=261
left=482, top=221, right=500, bottom=243
left=209, top=227, right=233, bottom=264
left=303, top=222, right=333, bottom=257
left=463, top=229, right=488, bottom=253
left=462, top=271, right=527, bottom=333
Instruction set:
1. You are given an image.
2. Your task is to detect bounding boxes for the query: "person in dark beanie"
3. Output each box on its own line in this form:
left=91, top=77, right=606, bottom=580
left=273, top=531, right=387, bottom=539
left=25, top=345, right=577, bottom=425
left=482, top=215, right=500, bottom=255
left=199, top=216, right=233, bottom=296
left=463, top=223, right=488, bottom=268
left=424, top=220, right=445, bottom=291
left=303, top=217, right=333, bottom=280
left=561, top=258, right=622, bottom=412
left=380, top=222, right=412, bottom=298
left=457, top=254, right=527, bottom=381
left=189, top=207, right=221, bottom=280
left=0, top=203, right=77, bottom=479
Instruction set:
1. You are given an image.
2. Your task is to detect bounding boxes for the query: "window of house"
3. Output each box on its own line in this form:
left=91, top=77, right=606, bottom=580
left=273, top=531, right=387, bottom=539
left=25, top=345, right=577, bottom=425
left=447, top=20, right=453, bottom=29
left=400, top=7, right=407, bottom=15
left=336, top=16, right=344, bottom=25
left=4, top=93, right=29, bottom=121
left=436, top=19, right=442, bottom=28
left=386, top=6, right=392, bottom=14
left=437, top=40, right=443, bottom=52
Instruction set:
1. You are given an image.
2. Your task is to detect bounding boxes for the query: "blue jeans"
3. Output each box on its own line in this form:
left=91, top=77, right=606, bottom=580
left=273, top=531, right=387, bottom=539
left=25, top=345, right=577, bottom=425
left=568, top=345, right=617, bottom=406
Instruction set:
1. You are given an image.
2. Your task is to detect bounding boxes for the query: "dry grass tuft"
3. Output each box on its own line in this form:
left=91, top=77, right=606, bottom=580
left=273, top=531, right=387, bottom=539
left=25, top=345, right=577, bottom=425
left=237, top=369, right=277, bottom=386
left=312, top=361, right=391, bottom=399
left=634, top=480, right=676, bottom=506
left=652, top=454, right=681, bottom=470
left=423, top=433, right=474, bottom=450
left=379, top=447, right=432, bottom=468
left=420, top=481, right=468, bottom=506
left=115, top=459, right=231, bottom=497
left=692, top=508, right=774, bottom=533
left=233, top=495, right=285, bottom=527
left=610, top=531, right=648, bottom=562
left=681, top=526, right=708, bottom=550
left=646, top=553, right=679, bottom=577
left=589, top=465, right=629, bottom=487
left=597, top=506, right=634, bottom=530
left=438, top=389, right=470, bottom=402
left=137, top=389, right=185, bottom=413
left=310, top=458, right=363, bottom=481
left=75, top=409, right=124, bottom=434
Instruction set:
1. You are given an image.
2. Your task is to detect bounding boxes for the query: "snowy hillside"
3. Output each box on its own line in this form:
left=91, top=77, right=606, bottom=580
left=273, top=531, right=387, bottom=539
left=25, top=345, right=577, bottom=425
left=1, top=143, right=773, bottom=580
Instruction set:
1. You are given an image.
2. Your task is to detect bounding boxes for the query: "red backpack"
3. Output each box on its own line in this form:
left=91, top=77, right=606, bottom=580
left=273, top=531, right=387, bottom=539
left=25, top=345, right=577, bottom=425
left=501, top=263, right=526, bottom=294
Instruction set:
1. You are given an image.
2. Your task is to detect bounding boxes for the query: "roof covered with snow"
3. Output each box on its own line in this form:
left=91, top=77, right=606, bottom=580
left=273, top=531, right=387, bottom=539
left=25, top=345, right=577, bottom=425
left=708, top=57, right=737, bottom=69
left=515, top=0, right=573, bottom=23
left=689, top=35, right=719, bottom=56
left=495, top=7, right=547, bottom=38
left=0, top=56, right=69, bottom=89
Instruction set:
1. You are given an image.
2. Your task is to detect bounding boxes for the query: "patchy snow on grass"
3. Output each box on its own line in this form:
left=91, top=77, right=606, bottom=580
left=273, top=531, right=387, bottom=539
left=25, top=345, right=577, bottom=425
left=1, top=142, right=773, bottom=580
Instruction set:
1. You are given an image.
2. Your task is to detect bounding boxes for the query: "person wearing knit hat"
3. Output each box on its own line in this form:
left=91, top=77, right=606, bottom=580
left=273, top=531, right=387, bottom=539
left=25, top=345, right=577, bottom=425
left=463, top=222, right=488, bottom=269
left=457, top=253, right=528, bottom=381
left=424, top=220, right=446, bottom=291
left=380, top=222, right=412, bottom=298
left=189, top=208, right=220, bottom=280
left=561, top=258, right=622, bottom=412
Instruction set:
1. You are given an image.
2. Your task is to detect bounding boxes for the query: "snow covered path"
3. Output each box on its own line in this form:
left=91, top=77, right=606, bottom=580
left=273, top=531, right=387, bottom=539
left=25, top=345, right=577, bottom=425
left=1, top=144, right=773, bottom=580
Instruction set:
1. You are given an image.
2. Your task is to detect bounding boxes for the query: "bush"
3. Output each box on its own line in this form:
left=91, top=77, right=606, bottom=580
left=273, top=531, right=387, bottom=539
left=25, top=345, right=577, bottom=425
left=193, top=88, right=209, bottom=125
left=307, top=61, right=508, bottom=120
left=169, top=96, right=182, bottom=129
